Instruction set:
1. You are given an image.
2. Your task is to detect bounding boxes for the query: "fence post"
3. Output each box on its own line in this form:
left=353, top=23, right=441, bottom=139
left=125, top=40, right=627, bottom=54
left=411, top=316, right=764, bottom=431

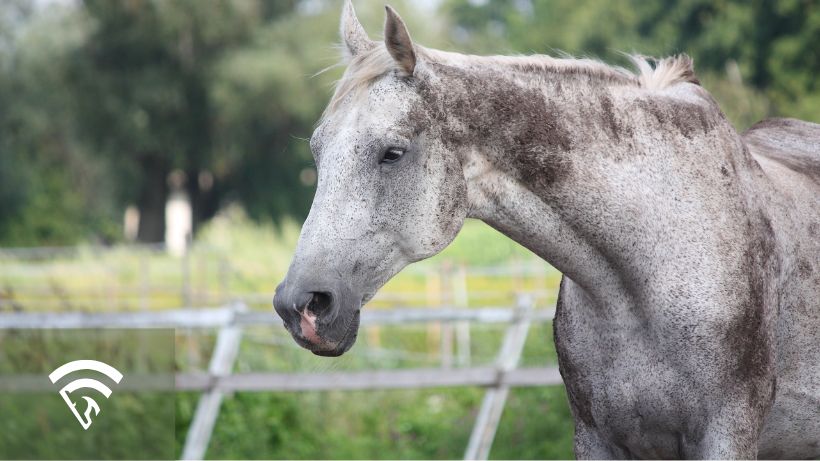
left=181, top=302, right=246, bottom=460
left=454, top=264, right=471, bottom=367
left=464, top=294, right=533, bottom=460
left=218, top=256, right=229, bottom=305
left=440, top=261, right=454, bottom=369
left=512, top=256, right=523, bottom=294
left=425, top=267, right=441, bottom=358
left=181, top=233, right=192, bottom=307
left=533, top=258, right=545, bottom=303
left=139, top=251, right=149, bottom=311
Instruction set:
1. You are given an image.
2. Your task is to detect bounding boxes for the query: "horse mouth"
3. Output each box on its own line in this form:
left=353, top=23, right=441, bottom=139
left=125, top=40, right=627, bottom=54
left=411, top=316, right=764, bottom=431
left=293, top=309, right=360, bottom=357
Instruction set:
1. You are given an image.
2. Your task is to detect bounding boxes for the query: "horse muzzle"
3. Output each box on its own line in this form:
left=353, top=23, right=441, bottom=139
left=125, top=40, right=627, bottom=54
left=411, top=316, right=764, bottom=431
left=273, top=278, right=361, bottom=356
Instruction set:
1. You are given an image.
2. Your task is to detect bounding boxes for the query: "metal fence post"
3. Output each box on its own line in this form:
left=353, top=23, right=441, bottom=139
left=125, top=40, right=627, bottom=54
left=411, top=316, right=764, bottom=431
left=181, top=302, right=246, bottom=460
left=139, top=251, right=150, bottom=311
left=464, top=294, right=534, bottom=460
left=454, top=264, right=471, bottom=367
left=218, top=256, right=229, bottom=305
left=181, top=233, right=192, bottom=307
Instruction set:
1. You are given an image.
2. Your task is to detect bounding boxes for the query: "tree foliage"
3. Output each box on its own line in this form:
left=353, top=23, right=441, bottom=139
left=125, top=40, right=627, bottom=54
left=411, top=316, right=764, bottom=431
left=443, top=0, right=819, bottom=126
left=67, top=0, right=268, bottom=241
left=0, top=2, right=118, bottom=245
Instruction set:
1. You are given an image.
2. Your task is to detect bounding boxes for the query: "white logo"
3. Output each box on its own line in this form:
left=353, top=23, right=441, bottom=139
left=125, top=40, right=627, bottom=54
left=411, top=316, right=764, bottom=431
left=48, top=360, right=124, bottom=430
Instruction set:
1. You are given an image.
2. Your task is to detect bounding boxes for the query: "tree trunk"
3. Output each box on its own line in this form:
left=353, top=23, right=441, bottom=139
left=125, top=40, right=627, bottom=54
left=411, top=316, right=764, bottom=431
left=136, top=155, right=169, bottom=243
left=186, top=168, right=220, bottom=235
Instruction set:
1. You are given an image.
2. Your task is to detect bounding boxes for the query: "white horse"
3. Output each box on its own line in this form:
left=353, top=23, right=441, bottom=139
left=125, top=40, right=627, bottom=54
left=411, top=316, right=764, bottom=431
left=274, top=2, right=820, bottom=458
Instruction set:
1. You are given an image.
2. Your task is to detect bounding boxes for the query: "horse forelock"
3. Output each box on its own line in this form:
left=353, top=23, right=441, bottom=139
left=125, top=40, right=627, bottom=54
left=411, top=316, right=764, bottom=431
left=320, top=44, right=701, bottom=124
left=321, top=44, right=398, bottom=121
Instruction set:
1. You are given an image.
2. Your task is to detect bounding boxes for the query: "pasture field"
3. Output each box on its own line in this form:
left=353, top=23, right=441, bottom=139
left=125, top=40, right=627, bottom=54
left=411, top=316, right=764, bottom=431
left=1, top=212, right=574, bottom=459
left=0, top=208, right=560, bottom=311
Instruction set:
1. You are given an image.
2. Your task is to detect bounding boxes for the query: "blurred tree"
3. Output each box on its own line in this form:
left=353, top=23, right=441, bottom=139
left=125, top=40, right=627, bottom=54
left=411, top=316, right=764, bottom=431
left=642, top=0, right=820, bottom=122
left=0, top=1, right=119, bottom=245
left=443, top=0, right=818, bottom=125
left=208, top=7, right=335, bottom=224
left=66, top=0, right=274, bottom=242
left=0, top=1, right=33, bottom=240
left=0, top=0, right=444, bottom=246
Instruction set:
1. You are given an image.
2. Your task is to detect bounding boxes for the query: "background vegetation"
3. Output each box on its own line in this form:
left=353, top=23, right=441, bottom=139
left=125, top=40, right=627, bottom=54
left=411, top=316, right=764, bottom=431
left=1, top=0, right=818, bottom=459
left=0, top=0, right=818, bottom=246
left=0, top=329, right=175, bottom=459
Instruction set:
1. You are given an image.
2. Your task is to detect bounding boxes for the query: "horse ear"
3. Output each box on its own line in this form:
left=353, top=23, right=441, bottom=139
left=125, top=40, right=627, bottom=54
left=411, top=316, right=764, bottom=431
left=384, top=5, right=416, bottom=75
left=341, top=0, right=375, bottom=59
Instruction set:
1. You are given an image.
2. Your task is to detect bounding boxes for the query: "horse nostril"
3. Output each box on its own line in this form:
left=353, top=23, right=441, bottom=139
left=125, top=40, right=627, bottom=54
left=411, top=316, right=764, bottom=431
left=307, top=291, right=333, bottom=315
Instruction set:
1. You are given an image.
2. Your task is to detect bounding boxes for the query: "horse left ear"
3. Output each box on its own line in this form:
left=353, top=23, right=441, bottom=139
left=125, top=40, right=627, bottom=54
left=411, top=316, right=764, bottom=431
left=384, top=5, right=416, bottom=75
left=341, top=0, right=375, bottom=60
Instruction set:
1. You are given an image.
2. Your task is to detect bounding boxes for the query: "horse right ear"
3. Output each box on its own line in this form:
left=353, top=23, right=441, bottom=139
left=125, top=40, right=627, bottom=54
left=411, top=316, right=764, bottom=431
left=341, top=0, right=375, bottom=60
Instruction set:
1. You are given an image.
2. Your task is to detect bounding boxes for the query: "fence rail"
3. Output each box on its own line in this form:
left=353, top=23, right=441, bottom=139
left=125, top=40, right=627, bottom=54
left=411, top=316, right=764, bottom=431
left=0, top=367, right=562, bottom=393
left=175, top=366, right=561, bottom=392
left=0, top=305, right=555, bottom=329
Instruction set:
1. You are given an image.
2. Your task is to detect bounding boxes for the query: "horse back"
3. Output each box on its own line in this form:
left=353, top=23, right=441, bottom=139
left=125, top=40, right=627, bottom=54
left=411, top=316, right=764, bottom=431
left=743, top=117, right=820, bottom=242
left=743, top=117, right=820, bottom=184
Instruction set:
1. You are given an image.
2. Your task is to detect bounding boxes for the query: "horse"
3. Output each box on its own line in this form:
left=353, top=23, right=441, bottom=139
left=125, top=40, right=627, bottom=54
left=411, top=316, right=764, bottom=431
left=273, top=2, right=820, bottom=458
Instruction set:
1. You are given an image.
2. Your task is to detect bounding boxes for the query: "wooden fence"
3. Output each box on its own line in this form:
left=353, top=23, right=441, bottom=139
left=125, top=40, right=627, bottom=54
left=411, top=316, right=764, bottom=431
left=0, top=300, right=562, bottom=460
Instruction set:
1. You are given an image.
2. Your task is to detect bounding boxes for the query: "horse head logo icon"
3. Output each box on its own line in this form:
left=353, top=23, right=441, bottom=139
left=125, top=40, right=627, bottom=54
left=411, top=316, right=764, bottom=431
left=48, top=360, right=124, bottom=430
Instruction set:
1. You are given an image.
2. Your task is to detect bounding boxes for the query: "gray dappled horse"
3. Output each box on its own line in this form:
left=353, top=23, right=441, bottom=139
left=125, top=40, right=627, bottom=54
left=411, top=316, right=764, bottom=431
left=273, top=2, right=820, bottom=458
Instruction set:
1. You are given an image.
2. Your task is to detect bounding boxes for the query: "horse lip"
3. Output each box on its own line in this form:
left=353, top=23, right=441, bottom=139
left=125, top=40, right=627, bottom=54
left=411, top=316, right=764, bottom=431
left=312, top=347, right=345, bottom=357
left=306, top=309, right=360, bottom=357
left=293, top=334, right=336, bottom=353
left=311, top=333, right=356, bottom=357
left=299, top=309, right=321, bottom=344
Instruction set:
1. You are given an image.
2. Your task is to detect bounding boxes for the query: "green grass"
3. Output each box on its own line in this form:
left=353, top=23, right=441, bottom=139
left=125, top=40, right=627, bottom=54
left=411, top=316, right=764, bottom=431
left=0, top=329, right=176, bottom=460
left=0, top=208, right=562, bottom=312
left=174, top=385, right=574, bottom=460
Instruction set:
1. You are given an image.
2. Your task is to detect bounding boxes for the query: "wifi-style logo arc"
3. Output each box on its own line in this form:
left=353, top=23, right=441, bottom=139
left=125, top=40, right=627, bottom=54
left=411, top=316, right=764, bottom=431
left=48, top=360, right=124, bottom=430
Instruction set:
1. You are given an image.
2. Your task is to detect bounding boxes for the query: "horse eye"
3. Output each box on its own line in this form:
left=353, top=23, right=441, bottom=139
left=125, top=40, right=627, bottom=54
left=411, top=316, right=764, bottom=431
left=381, top=147, right=405, bottom=164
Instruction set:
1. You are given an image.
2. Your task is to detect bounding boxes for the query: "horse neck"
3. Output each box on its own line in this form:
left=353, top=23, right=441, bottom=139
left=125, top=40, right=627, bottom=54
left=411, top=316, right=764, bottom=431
left=436, top=60, right=752, bottom=302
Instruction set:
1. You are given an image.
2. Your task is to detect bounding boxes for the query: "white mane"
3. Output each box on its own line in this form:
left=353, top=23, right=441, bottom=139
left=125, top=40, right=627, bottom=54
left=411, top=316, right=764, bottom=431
left=323, top=44, right=699, bottom=120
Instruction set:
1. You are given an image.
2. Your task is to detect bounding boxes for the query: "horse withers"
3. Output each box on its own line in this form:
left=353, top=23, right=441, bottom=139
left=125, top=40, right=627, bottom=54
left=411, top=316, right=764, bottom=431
left=273, top=2, right=820, bottom=458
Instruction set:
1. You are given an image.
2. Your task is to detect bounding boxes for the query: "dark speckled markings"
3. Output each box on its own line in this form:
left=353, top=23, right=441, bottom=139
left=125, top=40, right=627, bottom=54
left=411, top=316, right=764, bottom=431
left=274, top=1, right=820, bottom=459
left=418, top=62, right=576, bottom=190
left=797, top=259, right=813, bottom=279
left=634, top=97, right=718, bottom=139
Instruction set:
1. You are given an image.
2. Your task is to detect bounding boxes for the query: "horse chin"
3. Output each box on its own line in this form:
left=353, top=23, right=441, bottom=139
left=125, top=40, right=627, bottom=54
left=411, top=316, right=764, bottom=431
left=311, top=345, right=348, bottom=357
left=304, top=333, right=357, bottom=357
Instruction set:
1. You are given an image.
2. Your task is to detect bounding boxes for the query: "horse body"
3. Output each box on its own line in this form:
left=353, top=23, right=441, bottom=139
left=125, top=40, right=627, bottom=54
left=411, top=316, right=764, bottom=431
left=273, top=2, right=819, bottom=458
left=448, top=55, right=820, bottom=459
left=552, top=115, right=820, bottom=457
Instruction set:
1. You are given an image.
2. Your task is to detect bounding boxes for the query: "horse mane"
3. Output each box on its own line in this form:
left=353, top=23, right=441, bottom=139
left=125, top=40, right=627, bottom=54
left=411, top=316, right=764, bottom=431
left=322, top=44, right=700, bottom=120
left=629, top=54, right=700, bottom=90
